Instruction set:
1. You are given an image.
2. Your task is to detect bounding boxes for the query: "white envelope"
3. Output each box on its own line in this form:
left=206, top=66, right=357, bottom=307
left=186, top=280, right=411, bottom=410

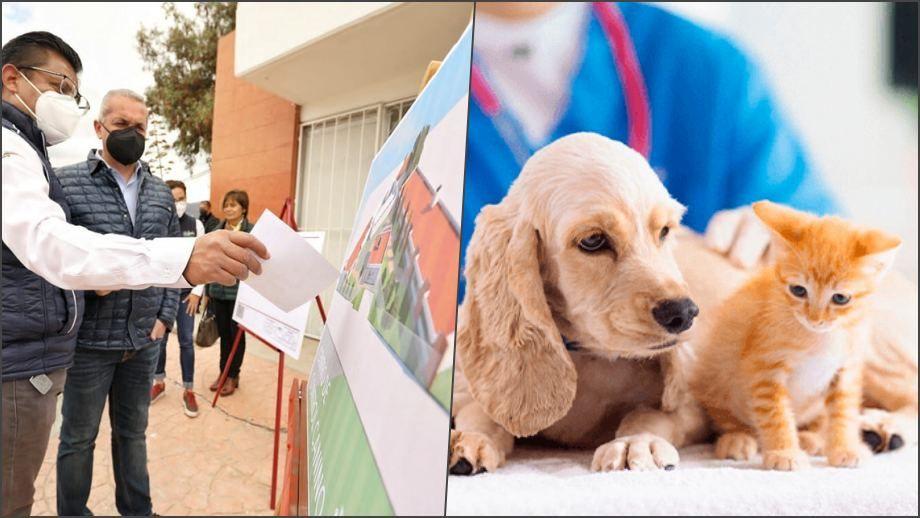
left=242, top=209, right=338, bottom=312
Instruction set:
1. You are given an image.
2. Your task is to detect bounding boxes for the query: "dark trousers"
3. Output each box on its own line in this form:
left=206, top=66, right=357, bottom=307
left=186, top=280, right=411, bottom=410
left=1, top=369, right=67, bottom=517
left=212, top=297, right=245, bottom=379
left=57, top=345, right=159, bottom=516
left=155, top=292, right=195, bottom=388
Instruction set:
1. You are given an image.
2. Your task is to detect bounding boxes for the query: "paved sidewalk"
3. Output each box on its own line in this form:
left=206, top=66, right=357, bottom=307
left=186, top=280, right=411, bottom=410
left=31, top=329, right=318, bottom=516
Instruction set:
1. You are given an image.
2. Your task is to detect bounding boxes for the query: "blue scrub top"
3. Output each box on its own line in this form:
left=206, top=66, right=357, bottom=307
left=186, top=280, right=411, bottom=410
left=460, top=2, right=839, bottom=300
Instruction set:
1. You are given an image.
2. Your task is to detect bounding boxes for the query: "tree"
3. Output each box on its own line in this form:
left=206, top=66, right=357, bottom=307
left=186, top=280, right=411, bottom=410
left=145, top=113, right=175, bottom=179
left=136, top=2, right=236, bottom=167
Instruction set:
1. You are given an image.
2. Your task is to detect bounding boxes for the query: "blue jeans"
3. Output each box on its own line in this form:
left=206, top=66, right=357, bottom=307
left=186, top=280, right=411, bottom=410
left=57, top=345, right=159, bottom=516
left=155, top=293, right=195, bottom=388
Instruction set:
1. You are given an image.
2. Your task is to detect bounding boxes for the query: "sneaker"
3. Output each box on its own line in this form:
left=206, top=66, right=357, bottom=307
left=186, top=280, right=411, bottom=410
left=182, top=390, right=199, bottom=418
left=150, top=381, right=166, bottom=405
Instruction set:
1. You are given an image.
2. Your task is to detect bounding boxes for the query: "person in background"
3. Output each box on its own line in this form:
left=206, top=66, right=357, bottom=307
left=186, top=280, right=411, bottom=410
left=208, top=190, right=253, bottom=397
left=151, top=180, right=205, bottom=417
left=198, top=199, right=221, bottom=233
left=1, top=31, right=268, bottom=518
left=54, top=89, right=179, bottom=516
left=461, top=2, right=840, bottom=299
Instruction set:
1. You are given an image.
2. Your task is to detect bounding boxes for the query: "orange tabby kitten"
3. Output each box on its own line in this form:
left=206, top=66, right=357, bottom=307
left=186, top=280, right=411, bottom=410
left=691, top=201, right=901, bottom=471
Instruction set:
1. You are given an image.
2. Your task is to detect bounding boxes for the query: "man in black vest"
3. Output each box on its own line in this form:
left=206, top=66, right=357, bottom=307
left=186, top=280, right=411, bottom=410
left=151, top=180, right=204, bottom=418
left=198, top=199, right=221, bottom=233
left=54, top=89, right=180, bottom=516
left=0, top=32, right=86, bottom=518
left=1, top=32, right=269, bottom=517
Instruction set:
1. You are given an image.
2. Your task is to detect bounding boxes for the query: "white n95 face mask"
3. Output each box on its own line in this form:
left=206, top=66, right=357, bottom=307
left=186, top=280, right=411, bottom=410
left=15, top=72, right=84, bottom=146
left=175, top=201, right=188, bottom=217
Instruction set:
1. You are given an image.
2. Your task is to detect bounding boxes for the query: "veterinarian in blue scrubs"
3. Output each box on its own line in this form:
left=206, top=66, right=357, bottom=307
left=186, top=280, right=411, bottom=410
left=461, top=2, right=839, bottom=298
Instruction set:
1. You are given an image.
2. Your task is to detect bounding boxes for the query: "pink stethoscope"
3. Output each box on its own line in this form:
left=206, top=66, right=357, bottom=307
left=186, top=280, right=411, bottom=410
left=469, top=2, right=652, bottom=164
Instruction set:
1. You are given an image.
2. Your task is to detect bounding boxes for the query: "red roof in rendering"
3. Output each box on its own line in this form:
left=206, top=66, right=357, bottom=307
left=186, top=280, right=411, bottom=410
left=344, top=221, right=371, bottom=272
left=400, top=168, right=459, bottom=337
left=368, top=229, right=391, bottom=265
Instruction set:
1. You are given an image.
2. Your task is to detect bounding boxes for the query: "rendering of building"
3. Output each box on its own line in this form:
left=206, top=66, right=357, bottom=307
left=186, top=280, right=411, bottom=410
left=337, top=127, right=460, bottom=386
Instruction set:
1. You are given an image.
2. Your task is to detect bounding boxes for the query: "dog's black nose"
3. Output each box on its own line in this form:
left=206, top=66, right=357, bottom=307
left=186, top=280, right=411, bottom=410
left=652, top=298, right=699, bottom=334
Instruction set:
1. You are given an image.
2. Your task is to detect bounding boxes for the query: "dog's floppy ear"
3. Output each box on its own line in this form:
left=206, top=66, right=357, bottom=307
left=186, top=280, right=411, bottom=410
left=457, top=204, right=577, bottom=438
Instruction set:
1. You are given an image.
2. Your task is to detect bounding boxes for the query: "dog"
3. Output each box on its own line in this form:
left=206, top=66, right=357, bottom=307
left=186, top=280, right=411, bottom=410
left=449, top=132, right=918, bottom=474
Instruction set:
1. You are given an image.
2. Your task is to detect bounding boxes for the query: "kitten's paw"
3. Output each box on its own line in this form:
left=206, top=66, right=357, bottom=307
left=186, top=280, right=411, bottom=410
left=762, top=449, right=810, bottom=471
left=826, top=444, right=870, bottom=468
left=449, top=430, right=504, bottom=476
left=591, top=433, right=679, bottom=472
left=860, top=408, right=917, bottom=453
left=798, top=431, right=825, bottom=456
left=714, top=431, right=758, bottom=461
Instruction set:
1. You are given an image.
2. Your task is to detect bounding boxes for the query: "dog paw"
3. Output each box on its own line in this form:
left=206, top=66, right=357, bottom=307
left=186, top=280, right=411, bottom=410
left=449, top=430, right=504, bottom=476
left=762, top=449, right=810, bottom=471
left=798, top=431, right=825, bottom=456
left=826, top=444, right=870, bottom=468
left=714, top=431, right=758, bottom=461
left=591, top=433, right=679, bottom=472
left=860, top=408, right=917, bottom=454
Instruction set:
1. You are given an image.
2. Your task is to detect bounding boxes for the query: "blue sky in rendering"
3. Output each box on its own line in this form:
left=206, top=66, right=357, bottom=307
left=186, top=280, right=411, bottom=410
left=359, top=23, right=472, bottom=202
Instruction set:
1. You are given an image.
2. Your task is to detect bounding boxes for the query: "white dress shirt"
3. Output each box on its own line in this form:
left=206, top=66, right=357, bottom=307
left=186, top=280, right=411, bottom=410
left=1, top=126, right=194, bottom=291
left=190, top=218, right=205, bottom=297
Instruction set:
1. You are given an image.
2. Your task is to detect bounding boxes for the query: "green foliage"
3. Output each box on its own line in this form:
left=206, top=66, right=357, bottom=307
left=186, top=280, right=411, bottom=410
left=136, top=2, right=236, bottom=167
left=145, top=113, right=175, bottom=178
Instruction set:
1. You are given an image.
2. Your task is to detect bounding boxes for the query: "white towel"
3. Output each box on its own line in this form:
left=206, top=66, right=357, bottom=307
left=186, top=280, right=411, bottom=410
left=447, top=444, right=919, bottom=515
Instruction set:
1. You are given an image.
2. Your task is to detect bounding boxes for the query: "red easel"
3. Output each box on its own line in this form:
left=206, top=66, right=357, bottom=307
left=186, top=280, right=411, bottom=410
left=210, top=197, right=327, bottom=511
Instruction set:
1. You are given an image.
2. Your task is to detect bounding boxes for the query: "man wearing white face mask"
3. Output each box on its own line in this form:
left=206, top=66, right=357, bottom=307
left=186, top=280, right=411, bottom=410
left=0, top=32, right=268, bottom=517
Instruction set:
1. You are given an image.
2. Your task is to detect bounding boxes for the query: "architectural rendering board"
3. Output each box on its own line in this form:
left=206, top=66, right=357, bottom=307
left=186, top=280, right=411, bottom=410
left=307, top=25, right=472, bottom=516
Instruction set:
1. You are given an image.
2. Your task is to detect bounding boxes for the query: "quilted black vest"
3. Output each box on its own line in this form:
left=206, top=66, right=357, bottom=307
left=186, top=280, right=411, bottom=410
left=1, top=102, right=84, bottom=381
left=178, top=213, right=198, bottom=237
left=55, top=152, right=180, bottom=350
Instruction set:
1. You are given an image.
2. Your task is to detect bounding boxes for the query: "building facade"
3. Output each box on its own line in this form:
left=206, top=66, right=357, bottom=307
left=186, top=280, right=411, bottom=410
left=210, top=3, right=472, bottom=336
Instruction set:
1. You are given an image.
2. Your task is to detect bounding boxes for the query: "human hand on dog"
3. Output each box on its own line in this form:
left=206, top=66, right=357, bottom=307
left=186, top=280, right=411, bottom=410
left=704, top=206, right=772, bottom=269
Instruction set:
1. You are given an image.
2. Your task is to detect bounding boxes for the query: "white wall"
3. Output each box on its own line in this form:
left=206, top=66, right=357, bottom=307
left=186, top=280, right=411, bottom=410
left=234, top=2, right=471, bottom=123
left=660, top=2, right=918, bottom=280
left=235, top=2, right=394, bottom=77
left=299, top=69, right=419, bottom=123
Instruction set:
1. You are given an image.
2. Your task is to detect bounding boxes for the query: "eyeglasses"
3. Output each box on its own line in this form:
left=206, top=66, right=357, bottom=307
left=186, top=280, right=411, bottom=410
left=18, top=66, right=91, bottom=114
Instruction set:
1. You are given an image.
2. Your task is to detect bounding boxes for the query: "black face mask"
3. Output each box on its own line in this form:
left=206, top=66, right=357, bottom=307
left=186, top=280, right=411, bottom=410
left=102, top=124, right=145, bottom=165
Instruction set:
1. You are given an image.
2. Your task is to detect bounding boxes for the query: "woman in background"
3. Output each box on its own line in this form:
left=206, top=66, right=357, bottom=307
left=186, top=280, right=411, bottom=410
left=207, top=190, right=253, bottom=396
left=461, top=2, right=840, bottom=299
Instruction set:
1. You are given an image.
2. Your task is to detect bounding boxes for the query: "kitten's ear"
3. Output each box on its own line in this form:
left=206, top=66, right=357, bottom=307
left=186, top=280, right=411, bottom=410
left=855, top=229, right=901, bottom=280
left=752, top=201, right=813, bottom=244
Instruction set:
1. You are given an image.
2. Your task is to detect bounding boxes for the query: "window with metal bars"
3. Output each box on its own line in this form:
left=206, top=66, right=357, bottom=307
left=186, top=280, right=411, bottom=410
left=295, top=98, right=414, bottom=338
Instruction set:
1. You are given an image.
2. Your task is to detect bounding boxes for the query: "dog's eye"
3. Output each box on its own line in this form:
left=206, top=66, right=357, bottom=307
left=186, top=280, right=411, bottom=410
left=659, top=226, right=670, bottom=242
left=831, top=293, right=851, bottom=305
left=789, top=284, right=808, bottom=298
left=578, top=233, right=608, bottom=253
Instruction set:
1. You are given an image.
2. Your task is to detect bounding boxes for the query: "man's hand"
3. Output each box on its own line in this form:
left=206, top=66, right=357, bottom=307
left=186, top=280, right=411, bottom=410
left=184, top=293, right=201, bottom=317
left=704, top=206, right=772, bottom=269
left=182, top=230, right=270, bottom=286
left=95, top=290, right=112, bottom=296
left=150, top=319, right=167, bottom=340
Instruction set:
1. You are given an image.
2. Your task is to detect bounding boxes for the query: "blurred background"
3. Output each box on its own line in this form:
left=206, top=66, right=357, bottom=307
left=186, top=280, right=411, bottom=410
left=661, top=2, right=918, bottom=280
left=2, top=1, right=918, bottom=282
